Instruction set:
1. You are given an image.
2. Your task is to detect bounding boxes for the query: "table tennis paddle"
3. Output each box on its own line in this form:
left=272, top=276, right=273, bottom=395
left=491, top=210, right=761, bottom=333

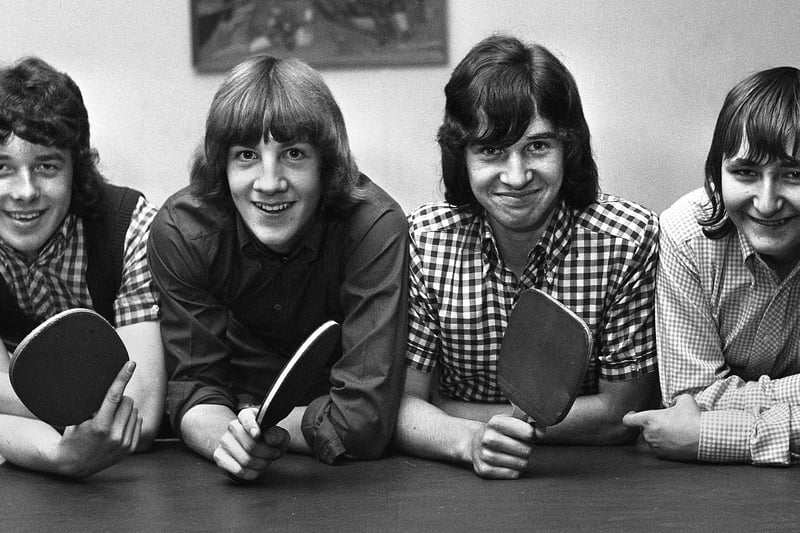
left=9, top=308, right=129, bottom=427
left=497, top=288, right=593, bottom=427
left=256, top=320, right=340, bottom=431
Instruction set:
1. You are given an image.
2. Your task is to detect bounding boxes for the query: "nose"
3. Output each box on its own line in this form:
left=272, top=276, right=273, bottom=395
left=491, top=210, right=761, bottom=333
left=251, top=158, right=288, bottom=194
left=752, top=176, right=783, bottom=216
left=498, top=152, right=533, bottom=189
left=11, top=170, right=40, bottom=202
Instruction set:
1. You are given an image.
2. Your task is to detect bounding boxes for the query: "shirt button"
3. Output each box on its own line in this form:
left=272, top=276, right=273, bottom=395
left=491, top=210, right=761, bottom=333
left=546, top=272, right=555, bottom=284
left=273, top=304, right=282, bottom=311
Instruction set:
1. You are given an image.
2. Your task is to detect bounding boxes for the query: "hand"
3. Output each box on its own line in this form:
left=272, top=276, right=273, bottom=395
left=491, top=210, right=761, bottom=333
left=213, top=407, right=290, bottom=482
left=55, top=361, right=142, bottom=477
left=622, top=394, right=701, bottom=462
left=470, top=414, right=536, bottom=479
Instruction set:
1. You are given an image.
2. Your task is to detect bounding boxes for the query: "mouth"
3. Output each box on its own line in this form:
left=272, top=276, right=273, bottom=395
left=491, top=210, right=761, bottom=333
left=4, top=210, right=45, bottom=222
left=748, top=215, right=796, bottom=228
left=254, top=202, right=291, bottom=214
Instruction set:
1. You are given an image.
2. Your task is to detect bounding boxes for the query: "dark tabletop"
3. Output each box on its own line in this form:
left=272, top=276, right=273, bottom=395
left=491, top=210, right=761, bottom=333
left=0, top=439, right=796, bottom=532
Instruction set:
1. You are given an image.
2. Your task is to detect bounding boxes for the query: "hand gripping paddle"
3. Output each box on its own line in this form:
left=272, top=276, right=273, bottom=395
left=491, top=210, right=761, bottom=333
left=9, top=308, right=129, bottom=427
left=497, top=288, right=593, bottom=426
left=256, top=320, right=340, bottom=431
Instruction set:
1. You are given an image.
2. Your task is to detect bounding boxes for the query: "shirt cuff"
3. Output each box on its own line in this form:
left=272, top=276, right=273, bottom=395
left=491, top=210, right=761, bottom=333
left=301, top=395, right=346, bottom=465
left=698, top=410, right=752, bottom=463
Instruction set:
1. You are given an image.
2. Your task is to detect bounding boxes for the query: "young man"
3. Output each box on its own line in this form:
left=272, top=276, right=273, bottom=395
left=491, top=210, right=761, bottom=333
left=394, top=35, right=659, bottom=479
left=147, top=55, right=408, bottom=482
left=623, top=67, right=800, bottom=465
left=0, top=57, right=165, bottom=476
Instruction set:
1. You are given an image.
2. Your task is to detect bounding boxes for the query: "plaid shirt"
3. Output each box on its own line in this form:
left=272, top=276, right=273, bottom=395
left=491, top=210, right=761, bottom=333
left=658, top=189, right=800, bottom=465
left=407, top=193, right=658, bottom=403
left=0, top=196, right=160, bottom=351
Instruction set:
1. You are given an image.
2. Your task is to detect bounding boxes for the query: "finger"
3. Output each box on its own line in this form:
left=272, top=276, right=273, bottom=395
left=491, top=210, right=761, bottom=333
left=129, top=415, right=143, bottom=452
left=262, top=426, right=290, bottom=451
left=487, top=415, right=536, bottom=442
left=119, top=405, right=140, bottom=449
left=94, top=361, right=136, bottom=426
left=214, top=447, right=263, bottom=482
left=238, top=407, right=261, bottom=440
left=481, top=428, right=533, bottom=458
left=219, top=423, right=276, bottom=466
left=474, top=463, right=526, bottom=480
left=621, top=410, right=648, bottom=428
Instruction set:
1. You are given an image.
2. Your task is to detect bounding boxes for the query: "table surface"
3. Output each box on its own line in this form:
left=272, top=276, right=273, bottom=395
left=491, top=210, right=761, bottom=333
left=0, top=439, right=797, bottom=532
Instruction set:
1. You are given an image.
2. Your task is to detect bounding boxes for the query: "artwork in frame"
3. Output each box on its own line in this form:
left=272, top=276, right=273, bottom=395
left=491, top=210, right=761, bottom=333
left=191, top=0, right=448, bottom=71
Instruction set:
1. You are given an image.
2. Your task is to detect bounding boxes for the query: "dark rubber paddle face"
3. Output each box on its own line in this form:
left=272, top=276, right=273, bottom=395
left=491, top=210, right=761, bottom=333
left=256, top=321, right=340, bottom=431
left=10, top=308, right=129, bottom=427
left=497, top=289, right=593, bottom=426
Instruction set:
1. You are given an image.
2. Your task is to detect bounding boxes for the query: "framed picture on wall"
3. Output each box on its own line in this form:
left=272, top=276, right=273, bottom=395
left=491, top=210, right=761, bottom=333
left=190, top=0, right=448, bottom=71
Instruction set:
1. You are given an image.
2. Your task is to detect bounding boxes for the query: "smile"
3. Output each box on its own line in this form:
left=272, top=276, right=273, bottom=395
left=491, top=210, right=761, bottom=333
left=5, top=210, right=44, bottom=221
left=254, top=202, right=290, bottom=213
left=749, top=215, right=795, bottom=228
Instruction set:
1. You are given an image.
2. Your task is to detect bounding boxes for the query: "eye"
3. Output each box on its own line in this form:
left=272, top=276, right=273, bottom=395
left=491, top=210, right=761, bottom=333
left=784, top=169, right=800, bottom=183
left=34, top=162, right=62, bottom=176
left=285, top=147, right=306, bottom=160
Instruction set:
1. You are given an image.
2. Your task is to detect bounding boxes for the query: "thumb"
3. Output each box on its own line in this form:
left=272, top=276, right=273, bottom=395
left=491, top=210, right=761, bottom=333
left=621, top=410, right=649, bottom=428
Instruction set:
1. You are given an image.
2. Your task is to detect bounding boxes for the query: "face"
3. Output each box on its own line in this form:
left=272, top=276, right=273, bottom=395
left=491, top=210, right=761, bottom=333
left=721, top=142, right=800, bottom=275
left=466, top=115, right=564, bottom=244
left=0, top=134, right=73, bottom=260
left=227, top=136, right=323, bottom=255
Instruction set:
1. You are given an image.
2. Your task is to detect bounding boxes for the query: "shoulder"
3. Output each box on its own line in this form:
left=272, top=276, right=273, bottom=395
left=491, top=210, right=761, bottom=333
left=659, top=188, right=711, bottom=245
left=337, top=176, right=407, bottom=237
left=408, top=201, right=476, bottom=237
left=152, top=185, right=235, bottom=242
left=573, top=193, right=659, bottom=246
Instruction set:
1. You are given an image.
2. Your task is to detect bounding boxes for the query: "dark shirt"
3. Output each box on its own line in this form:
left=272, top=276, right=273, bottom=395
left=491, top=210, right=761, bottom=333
left=147, top=178, right=408, bottom=464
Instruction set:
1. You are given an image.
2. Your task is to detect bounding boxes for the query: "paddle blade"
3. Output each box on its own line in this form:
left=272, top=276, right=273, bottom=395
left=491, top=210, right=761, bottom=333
left=256, top=320, right=340, bottom=431
left=497, top=289, right=592, bottom=426
left=9, top=308, right=129, bottom=427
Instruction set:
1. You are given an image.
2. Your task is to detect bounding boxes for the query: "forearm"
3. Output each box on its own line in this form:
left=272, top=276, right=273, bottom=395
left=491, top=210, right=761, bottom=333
left=179, top=404, right=237, bottom=461
left=0, top=415, right=69, bottom=475
left=393, top=393, right=481, bottom=465
left=278, top=406, right=311, bottom=454
left=541, top=373, right=658, bottom=445
left=0, top=372, right=35, bottom=417
left=116, top=321, right=166, bottom=450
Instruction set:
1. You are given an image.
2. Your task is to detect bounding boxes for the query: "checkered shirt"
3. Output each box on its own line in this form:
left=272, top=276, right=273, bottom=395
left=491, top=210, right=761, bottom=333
left=658, top=189, right=800, bottom=465
left=0, top=196, right=160, bottom=351
left=407, top=193, right=658, bottom=403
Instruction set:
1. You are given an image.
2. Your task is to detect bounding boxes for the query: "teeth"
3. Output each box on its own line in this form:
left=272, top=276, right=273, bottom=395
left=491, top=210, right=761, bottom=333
left=255, top=202, right=289, bottom=213
left=8, top=211, right=42, bottom=221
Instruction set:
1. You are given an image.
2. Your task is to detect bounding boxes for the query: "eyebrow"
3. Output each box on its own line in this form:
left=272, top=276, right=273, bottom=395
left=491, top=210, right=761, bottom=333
left=524, top=132, right=558, bottom=140
left=726, top=157, right=800, bottom=167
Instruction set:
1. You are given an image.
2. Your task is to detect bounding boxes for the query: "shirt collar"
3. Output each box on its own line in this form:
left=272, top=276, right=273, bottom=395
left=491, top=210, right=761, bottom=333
left=479, top=199, right=573, bottom=274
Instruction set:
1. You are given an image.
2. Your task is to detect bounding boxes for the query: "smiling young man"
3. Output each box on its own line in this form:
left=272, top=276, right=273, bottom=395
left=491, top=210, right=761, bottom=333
left=623, top=67, right=800, bottom=465
left=393, top=35, right=660, bottom=479
left=0, top=57, right=165, bottom=476
left=147, top=55, right=408, bottom=481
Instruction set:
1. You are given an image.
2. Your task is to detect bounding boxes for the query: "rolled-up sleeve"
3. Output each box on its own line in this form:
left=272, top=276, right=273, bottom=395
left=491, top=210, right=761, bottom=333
left=301, top=202, right=409, bottom=463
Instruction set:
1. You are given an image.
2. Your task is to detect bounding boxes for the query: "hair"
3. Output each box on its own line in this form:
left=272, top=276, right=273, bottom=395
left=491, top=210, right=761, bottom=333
left=437, top=35, right=598, bottom=212
left=191, top=54, right=363, bottom=217
left=701, top=66, right=800, bottom=238
left=0, top=57, right=105, bottom=216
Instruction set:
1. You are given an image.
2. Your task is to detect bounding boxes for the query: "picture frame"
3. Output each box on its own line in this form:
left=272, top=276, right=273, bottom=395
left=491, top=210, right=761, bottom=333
left=190, top=0, right=448, bottom=72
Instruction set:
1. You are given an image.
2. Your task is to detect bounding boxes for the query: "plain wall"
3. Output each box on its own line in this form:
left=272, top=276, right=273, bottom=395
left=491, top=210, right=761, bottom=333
left=1, top=0, right=799, bottom=214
